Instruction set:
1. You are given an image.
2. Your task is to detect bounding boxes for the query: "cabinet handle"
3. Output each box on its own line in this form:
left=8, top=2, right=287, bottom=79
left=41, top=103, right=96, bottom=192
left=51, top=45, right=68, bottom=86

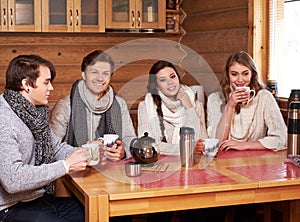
left=131, top=11, right=134, bottom=27
left=76, top=10, right=79, bottom=26
left=3, top=8, right=6, bottom=26
left=10, top=8, right=13, bottom=26
left=70, top=10, right=73, bottom=26
left=137, top=11, right=140, bottom=27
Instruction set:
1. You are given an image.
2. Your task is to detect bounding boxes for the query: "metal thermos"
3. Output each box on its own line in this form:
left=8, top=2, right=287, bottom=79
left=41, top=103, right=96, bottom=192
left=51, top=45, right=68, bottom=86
left=288, top=89, right=300, bottom=108
left=287, top=101, right=300, bottom=156
left=179, top=127, right=195, bottom=168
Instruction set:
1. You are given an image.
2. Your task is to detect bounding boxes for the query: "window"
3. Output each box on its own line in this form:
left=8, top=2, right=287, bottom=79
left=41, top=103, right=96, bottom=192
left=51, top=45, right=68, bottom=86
left=269, top=0, right=300, bottom=98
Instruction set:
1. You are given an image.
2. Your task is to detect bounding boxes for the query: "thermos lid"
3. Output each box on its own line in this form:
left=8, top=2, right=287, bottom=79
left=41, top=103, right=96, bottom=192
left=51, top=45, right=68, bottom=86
left=290, top=89, right=300, bottom=98
left=179, top=127, right=195, bottom=135
left=289, top=101, right=300, bottom=109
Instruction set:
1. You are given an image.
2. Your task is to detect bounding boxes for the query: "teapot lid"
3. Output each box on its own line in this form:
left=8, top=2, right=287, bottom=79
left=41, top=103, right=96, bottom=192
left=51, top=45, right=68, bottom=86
left=140, top=132, right=155, bottom=143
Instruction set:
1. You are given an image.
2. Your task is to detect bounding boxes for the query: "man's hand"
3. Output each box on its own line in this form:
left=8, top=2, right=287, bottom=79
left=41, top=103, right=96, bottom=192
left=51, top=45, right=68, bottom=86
left=65, top=148, right=89, bottom=173
left=105, top=140, right=126, bottom=161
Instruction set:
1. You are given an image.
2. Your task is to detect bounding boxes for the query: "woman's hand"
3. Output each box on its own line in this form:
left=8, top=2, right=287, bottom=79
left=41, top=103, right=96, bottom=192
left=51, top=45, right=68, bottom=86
left=177, top=89, right=193, bottom=109
left=219, top=139, right=247, bottom=151
left=105, top=140, right=126, bottom=161
left=228, top=89, right=250, bottom=108
left=194, top=139, right=205, bottom=164
left=194, top=139, right=205, bottom=155
left=220, top=140, right=265, bottom=151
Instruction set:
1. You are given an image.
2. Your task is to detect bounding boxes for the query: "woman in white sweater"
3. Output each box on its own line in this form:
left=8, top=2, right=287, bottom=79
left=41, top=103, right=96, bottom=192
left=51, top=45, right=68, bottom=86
left=207, top=51, right=287, bottom=151
left=138, top=60, right=207, bottom=156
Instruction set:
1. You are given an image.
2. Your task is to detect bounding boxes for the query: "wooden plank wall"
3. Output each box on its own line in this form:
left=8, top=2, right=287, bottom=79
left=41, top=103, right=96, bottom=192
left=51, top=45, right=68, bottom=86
left=180, top=0, right=249, bottom=96
left=0, top=0, right=252, bottom=122
left=0, top=33, right=179, bottom=112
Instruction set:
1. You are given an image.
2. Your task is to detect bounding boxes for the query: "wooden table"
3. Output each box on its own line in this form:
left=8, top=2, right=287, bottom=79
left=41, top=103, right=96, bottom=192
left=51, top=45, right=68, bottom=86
left=61, top=149, right=300, bottom=222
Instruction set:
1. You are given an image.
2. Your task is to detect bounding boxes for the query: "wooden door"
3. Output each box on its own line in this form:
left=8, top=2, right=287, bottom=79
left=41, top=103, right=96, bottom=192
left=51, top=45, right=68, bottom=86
left=73, top=0, right=105, bottom=32
left=137, top=0, right=165, bottom=30
left=106, top=0, right=136, bottom=29
left=42, top=0, right=104, bottom=32
left=0, top=0, right=41, bottom=32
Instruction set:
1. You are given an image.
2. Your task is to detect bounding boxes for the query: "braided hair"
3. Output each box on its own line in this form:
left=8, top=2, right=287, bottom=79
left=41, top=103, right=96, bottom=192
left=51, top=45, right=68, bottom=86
left=147, top=60, right=181, bottom=142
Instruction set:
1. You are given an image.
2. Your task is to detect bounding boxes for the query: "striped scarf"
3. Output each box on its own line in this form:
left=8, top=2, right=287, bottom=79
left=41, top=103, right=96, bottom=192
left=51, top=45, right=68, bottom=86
left=3, top=89, right=54, bottom=194
left=65, top=80, right=122, bottom=146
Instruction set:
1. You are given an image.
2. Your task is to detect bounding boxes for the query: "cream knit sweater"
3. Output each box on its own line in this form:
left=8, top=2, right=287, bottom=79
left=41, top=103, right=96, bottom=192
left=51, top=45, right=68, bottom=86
left=207, top=89, right=287, bottom=151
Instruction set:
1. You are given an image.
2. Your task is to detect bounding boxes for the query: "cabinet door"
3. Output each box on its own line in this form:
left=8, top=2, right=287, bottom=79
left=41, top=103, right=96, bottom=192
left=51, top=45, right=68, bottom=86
left=137, top=0, right=165, bottom=29
left=0, top=0, right=41, bottom=32
left=74, top=0, right=105, bottom=32
left=106, top=0, right=165, bottom=30
left=106, top=0, right=136, bottom=29
left=42, top=0, right=104, bottom=32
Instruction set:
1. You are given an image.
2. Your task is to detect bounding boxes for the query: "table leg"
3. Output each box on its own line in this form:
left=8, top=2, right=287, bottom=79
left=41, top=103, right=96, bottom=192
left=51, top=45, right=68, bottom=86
left=98, top=192, right=109, bottom=222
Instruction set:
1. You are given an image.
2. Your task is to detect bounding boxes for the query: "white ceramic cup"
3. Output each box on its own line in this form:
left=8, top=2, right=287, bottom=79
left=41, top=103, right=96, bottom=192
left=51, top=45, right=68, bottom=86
left=236, top=86, right=256, bottom=104
left=82, top=143, right=100, bottom=166
left=99, top=134, right=119, bottom=148
left=203, top=139, right=219, bottom=158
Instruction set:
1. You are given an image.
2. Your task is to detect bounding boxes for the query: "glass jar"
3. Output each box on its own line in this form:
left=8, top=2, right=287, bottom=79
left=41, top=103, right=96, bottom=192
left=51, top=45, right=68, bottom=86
left=267, top=80, right=279, bottom=103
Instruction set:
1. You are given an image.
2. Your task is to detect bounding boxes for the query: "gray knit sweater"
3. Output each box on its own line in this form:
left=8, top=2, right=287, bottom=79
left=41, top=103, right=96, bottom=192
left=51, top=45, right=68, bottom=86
left=0, top=95, right=76, bottom=211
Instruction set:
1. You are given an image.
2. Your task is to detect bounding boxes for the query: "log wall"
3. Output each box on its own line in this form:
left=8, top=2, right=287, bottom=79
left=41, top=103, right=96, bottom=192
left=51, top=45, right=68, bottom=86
left=0, top=33, right=180, bottom=111
left=0, top=0, right=254, bottom=114
left=180, top=0, right=250, bottom=89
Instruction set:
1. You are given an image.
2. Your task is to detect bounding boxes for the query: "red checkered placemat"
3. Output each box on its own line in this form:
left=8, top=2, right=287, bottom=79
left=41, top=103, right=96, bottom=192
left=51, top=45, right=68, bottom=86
left=138, top=168, right=235, bottom=188
left=217, top=149, right=276, bottom=159
left=227, top=163, right=300, bottom=181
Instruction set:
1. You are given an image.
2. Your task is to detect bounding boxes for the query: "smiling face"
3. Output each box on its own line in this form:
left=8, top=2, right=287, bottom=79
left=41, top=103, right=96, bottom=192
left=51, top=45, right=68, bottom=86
left=228, top=62, right=253, bottom=90
left=156, top=66, right=180, bottom=101
left=24, top=65, right=53, bottom=106
left=82, top=61, right=112, bottom=99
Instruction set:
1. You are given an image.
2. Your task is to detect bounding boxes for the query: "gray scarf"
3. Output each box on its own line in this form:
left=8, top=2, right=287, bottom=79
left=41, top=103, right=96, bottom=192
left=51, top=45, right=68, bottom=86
left=3, top=89, right=54, bottom=194
left=65, top=79, right=122, bottom=146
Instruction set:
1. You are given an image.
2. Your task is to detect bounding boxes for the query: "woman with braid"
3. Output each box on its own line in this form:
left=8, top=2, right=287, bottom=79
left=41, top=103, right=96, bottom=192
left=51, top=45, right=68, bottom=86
left=138, top=60, right=207, bottom=157
left=50, top=50, right=136, bottom=161
left=137, top=61, right=224, bottom=222
left=0, top=54, right=88, bottom=221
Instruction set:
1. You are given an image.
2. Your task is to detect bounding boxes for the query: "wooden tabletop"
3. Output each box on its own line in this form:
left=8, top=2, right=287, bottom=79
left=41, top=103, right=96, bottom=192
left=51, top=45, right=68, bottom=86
left=62, top=149, right=300, bottom=222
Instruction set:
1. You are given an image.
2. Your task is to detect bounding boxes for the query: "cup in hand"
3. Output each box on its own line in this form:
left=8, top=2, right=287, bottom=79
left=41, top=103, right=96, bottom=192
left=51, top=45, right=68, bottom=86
left=236, top=86, right=256, bottom=105
left=203, top=139, right=219, bottom=158
left=82, top=143, right=100, bottom=166
left=99, top=134, right=119, bottom=148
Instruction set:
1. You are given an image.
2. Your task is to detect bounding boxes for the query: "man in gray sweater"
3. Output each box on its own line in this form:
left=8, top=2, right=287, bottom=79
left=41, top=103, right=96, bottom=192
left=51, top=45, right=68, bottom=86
left=0, top=54, right=89, bottom=221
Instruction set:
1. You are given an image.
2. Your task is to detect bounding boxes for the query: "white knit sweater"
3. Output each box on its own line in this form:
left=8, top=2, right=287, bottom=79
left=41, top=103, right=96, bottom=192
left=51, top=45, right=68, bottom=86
left=207, top=89, right=287, bottom=150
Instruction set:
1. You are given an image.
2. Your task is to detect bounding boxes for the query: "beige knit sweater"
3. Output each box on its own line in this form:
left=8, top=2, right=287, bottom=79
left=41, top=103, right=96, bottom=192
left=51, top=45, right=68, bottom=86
left=207, top=89, right=287, bottom=151
left=138, top=99, right=208, bottom=155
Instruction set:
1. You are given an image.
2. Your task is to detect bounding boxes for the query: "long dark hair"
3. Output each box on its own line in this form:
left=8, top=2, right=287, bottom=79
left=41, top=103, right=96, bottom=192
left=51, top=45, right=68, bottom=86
left=147, top=60, right=181, bottom=142
left=220, top=51, right=264, bottom=113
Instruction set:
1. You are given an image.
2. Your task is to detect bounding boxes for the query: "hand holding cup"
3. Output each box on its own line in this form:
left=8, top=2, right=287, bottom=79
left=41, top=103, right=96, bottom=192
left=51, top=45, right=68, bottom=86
left=235, top=86, right=256, bottom=105
left=98, top=134, right=125, bottom=161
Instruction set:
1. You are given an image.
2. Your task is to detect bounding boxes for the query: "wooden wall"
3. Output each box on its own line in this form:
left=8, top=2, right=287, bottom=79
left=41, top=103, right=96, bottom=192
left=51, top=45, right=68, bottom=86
left=0, top=33, right=179, bottom=111
left=180, top=0, right=250, bottom=93
left=0, top=0, right=253, bottom=112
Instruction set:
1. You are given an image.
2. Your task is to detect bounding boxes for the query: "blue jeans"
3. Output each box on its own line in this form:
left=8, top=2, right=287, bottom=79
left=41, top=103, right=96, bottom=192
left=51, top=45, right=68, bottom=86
left=0, top=194, right=84, bottom=222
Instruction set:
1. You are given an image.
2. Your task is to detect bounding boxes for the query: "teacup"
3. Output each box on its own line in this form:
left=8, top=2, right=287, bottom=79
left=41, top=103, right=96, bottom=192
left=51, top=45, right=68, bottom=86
left=236, top=86, right=256, bottom=105
left=99, top=134, right=119, bottom=148
left=82, top=143, right=100, bottom=166
left=203, top=139, right=219, bottom=158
